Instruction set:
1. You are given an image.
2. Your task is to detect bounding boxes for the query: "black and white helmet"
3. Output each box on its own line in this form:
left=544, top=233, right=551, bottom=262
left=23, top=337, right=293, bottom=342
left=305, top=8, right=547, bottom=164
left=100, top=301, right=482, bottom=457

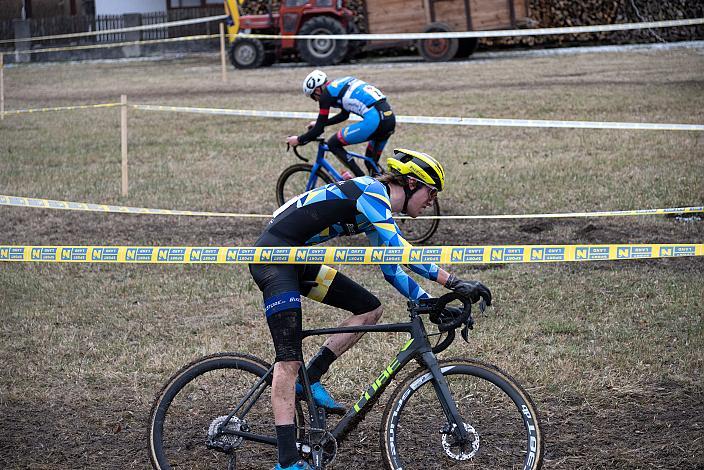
left=302, top=69, right=327, bottom=96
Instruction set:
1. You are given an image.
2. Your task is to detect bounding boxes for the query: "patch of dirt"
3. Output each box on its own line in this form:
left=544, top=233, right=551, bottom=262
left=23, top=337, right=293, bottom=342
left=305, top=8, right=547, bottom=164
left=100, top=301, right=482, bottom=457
left=1, top=379, right=702, bottom=468
left=519, top=221, right=554, bottom=234
left=2, top=207, right=701, bottom=247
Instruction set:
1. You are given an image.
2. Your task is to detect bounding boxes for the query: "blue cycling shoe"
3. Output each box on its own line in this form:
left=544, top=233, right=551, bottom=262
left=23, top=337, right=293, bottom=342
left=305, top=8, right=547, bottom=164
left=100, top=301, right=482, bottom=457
left=295, top=381, right=345, bottom=414
left=272, top=460, right=312, bottom=470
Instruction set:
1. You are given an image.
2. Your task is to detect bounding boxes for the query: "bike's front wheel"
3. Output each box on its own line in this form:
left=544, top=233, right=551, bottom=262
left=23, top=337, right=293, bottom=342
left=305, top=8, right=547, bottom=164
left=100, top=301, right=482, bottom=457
left=276, top=163, right=334, bottom=207
left=380, top=358, right=543, bottom=469
left=149, top=352, right=304, bottom=470
left=395, top=197, right=440, bottom=244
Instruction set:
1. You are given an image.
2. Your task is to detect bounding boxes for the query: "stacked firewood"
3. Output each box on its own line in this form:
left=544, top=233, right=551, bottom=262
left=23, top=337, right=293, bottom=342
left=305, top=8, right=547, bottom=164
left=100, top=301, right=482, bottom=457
left=240, top=0, right=702, bottom=45
left=487, top=0, right=704, bottom=48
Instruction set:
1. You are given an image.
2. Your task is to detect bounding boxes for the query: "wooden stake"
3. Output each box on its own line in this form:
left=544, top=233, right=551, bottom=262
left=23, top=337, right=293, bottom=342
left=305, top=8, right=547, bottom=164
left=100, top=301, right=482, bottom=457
left=1, top=54, right=4, bottom=121
left=219, top=22, right=227, bottom=82
left=121, top=94, right=128, bottom=196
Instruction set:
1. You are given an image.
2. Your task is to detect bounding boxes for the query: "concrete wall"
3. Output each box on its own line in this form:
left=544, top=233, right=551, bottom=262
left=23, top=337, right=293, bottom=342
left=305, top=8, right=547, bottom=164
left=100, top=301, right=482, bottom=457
left=95, top=0, right=166, bottom=15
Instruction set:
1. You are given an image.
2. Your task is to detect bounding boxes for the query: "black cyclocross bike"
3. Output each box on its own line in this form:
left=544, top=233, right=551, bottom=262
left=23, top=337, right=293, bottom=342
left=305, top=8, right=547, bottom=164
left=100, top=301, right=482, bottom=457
left=148, top=293, right=544, bottom=469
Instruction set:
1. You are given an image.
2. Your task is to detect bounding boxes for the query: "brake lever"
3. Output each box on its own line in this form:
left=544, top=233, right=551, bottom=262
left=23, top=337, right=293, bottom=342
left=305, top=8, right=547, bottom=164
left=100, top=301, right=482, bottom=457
left=460, top=314, right=473, bottom=342
left=460, top=300, right=486, bottom=342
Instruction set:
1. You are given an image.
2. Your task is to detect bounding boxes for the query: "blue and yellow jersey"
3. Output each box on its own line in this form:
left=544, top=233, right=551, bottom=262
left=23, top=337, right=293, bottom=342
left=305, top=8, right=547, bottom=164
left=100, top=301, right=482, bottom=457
left=265, top=176, right=439, bottom=300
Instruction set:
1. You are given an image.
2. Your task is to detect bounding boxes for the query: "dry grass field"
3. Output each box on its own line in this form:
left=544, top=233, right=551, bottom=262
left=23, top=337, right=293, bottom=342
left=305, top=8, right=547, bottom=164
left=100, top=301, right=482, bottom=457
left=1, top=47, right=703, bottom=469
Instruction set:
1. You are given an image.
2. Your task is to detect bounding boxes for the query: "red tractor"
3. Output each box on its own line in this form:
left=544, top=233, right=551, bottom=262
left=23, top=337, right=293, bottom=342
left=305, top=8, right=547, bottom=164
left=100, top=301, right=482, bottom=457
left=225, top=0, right=360, bottom=69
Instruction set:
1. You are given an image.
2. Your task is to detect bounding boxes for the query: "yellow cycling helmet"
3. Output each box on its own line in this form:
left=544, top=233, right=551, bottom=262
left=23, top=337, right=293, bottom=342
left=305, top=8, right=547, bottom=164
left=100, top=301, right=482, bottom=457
left=387, top=148, right=446, bottom=192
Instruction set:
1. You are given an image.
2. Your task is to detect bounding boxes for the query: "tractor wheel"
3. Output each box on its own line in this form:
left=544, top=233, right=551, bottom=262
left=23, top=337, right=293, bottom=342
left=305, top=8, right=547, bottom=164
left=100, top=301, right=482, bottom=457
left=344, top=20, right=365, bottom=62
left=229, top=37, right=265, bottom=69
left=418, top=22, right=458, bottom=62
left=297, top=16, right=349, bottom=66
left=456, top=37, right=479, bottom=58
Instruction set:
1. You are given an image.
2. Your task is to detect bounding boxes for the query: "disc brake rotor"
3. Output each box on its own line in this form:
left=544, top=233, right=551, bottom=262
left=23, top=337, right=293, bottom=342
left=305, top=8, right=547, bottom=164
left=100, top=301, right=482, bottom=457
left=441, top=422, right=480, bottom=460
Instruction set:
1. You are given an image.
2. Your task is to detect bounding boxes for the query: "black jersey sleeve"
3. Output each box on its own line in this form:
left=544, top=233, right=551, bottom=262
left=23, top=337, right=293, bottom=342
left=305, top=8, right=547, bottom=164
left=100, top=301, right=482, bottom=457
left=298, top=89, right=337, bottom=145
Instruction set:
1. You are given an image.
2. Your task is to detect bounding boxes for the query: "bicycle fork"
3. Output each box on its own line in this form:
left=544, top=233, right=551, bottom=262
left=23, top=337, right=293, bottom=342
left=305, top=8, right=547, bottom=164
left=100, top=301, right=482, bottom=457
left=419, top=351, right=472, bottom=443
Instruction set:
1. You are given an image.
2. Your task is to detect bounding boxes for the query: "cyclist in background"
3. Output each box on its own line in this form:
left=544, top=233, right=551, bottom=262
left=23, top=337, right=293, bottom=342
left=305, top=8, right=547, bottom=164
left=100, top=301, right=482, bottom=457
left=249, top=149, right=492, bottom=470
left=286, top=70, right=396, bottom=179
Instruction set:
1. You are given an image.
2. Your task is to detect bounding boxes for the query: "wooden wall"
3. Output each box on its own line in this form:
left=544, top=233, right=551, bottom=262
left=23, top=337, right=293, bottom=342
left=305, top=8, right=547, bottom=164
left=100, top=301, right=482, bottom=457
left=365, top=0, right=528, bottom=34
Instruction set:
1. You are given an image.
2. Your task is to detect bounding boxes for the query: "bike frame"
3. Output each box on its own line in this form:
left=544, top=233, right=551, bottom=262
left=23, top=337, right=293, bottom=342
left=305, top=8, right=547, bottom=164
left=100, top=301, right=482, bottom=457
left=305, top=141, right=381, bottom=192
left=220, top=314, right=470, bottom=450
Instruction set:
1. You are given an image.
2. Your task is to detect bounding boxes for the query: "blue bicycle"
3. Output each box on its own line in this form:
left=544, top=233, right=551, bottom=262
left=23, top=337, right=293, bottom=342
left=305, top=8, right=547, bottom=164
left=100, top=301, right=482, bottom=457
left=276, top=138, right=441, bottom=243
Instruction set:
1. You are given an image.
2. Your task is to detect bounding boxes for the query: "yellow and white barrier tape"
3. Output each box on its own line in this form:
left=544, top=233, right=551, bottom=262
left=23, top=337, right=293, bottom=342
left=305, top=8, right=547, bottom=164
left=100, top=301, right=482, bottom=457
left=133, top=104, right=704, bottom=132
left=13, top=34, right=217, bottom=56
left=3, top=17, right=701, bottom=46
left=1, top=195, right=702, bottom=221
left=0, top=244, right=701, bottom=264
left=0, top=15, right=229, bottom=45
left=0, top=195, right=269, bottom=218
left=5, top=102, right=701, bottom=131
left=1, top=102, right=121, bottom=115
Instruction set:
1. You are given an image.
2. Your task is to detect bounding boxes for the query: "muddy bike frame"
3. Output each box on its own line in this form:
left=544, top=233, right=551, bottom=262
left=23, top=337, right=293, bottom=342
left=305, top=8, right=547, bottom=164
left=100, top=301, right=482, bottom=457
left=292, top=138, right=381, bottom=191
left=213, top=299, right=473, bottom=466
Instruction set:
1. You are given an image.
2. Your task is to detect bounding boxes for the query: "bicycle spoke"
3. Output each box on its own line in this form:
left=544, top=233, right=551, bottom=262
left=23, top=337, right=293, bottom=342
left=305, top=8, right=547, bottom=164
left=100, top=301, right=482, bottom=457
left=382, top=361, right=542, bottom=469
left=158, top=366, right=278, bottom=469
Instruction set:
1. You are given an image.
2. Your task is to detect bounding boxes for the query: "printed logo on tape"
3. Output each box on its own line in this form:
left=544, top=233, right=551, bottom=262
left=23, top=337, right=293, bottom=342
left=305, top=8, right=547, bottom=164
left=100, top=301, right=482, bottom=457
left=371, top=247, right=404, bottom=263
left=31, top=247, right=57, bottom=261
left=420, top=248, right=442, bottom=263
left=91, top=247, right=118, bottom=261
left=158, top=248, right=186, bottom=262
left=61, top=247, right=87, bottom=261
left=190, top=248, right=220, bottom=262
left=237, top=248, right=256, bottom=262
left=126, top=248, right=154, bottom=261
left=295, top=248, right=326, bottom=263
left=490, top=247, right=524, bottom=262
left=530, top=247, right=565, bottom=261
left=0, top=247, right=25, bottom=260
left=259, top=248, right=291, bottom=262
left=575, top=246, right=610, bottom=260
left=334, top=248, right=366, bottom=262
left=450, top=247, right=485, bottom=262
left=617, top=246, right=652, bottom=259
left=659, top=245, right=695, bottom=257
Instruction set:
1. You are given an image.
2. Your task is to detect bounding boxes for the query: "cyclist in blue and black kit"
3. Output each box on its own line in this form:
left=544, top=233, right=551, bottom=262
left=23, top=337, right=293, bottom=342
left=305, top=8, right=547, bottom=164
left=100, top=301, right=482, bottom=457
left=286, top=69, right=396, bottom=178
left=249, top=149, right=492, bottom=470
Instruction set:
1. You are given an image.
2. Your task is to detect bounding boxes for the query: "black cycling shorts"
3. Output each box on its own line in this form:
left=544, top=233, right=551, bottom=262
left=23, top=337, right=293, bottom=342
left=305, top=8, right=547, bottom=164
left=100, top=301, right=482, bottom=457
left=249, top=262, right=381, bottom=362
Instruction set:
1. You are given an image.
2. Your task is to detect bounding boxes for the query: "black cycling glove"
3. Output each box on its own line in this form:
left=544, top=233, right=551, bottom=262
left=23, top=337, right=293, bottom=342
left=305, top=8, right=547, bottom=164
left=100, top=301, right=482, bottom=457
left=445, top=274, right=492, bottom=306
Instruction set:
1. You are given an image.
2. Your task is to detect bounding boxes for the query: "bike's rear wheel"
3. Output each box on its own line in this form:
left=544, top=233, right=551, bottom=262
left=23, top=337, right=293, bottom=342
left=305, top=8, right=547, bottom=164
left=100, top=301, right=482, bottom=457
left=396, top=197, right=441, bottom=244
left=380, top=358, right=543, bottom=469
left=276, top=163, right=334, bottom=207
left=149, top=352, right=304, bottom=470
